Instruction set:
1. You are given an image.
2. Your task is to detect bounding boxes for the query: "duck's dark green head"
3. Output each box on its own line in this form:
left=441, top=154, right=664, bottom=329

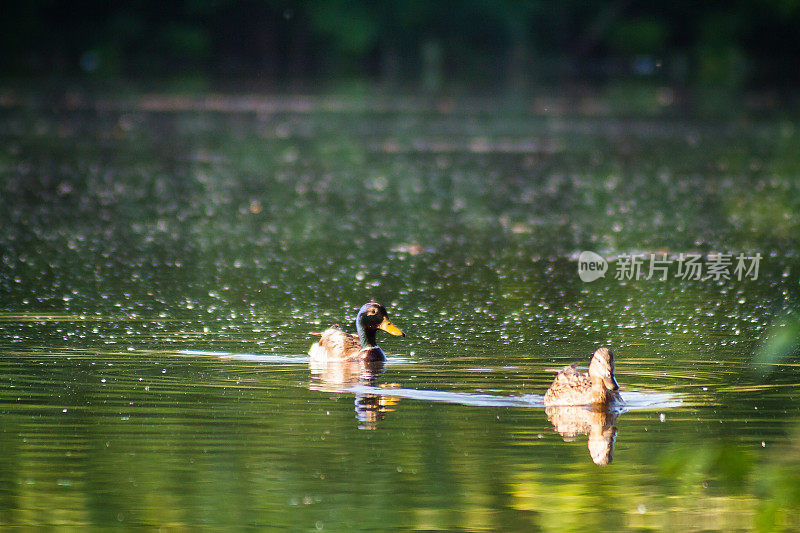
left=355, top=302, right=404, bottom=347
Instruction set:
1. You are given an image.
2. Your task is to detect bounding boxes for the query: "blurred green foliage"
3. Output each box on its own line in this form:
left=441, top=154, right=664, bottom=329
left=2, top=0, right=800, bottom=89
left=753, top=312, right=800, bottom=377
left=607, top=18, right=667, bottom=56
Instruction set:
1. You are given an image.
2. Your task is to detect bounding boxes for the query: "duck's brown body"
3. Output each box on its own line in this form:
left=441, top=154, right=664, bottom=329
left=309, top=328, right=387, bottom=362
left=543, top=347, right=622, bottom=407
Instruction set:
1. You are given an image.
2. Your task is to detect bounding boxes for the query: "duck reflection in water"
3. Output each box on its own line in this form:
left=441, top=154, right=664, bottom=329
left=545, top=405, right=620, bottom=465
left=309, top=359, right=399, bottom=430
left=543, top=347, right=624, bottom=465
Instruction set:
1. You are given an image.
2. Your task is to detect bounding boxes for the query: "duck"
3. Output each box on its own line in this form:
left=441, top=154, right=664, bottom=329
left=543, top=347, right=622, bottom=406
left=309, top=302, right=404, bottom=363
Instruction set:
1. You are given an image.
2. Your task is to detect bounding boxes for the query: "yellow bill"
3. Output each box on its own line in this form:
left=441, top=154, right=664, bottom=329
left=378, top=317, right=404, bottom=337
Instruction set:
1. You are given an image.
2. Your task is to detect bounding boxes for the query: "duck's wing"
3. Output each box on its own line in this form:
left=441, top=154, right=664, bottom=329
left=309, top=327, right=361, bottom=360
left=544, top=363, right=592, bottom=405
left=552, top=363, right=589, bottom=385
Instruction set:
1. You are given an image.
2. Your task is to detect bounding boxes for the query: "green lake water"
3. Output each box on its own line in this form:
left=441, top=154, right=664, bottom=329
left=1, top=92, right=799, bottom=531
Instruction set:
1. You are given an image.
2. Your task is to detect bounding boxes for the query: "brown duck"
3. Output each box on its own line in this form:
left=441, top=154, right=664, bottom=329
left=309, top=302, right=404, bottom=363
left=543, top=347, right=622, bottom=406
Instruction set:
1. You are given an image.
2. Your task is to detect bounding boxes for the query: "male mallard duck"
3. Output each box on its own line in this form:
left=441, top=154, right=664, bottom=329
left=543, top=347, right=622, bottom=406
left=309, top=302, right=404, bottom=363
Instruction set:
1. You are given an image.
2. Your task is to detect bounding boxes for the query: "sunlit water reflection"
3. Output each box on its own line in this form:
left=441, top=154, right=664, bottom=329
left=1, top=93, right=799, bottom=529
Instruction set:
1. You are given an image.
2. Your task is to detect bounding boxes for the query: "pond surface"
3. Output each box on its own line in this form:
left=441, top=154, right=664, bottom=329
left=1, top=91, right=799, bottom=530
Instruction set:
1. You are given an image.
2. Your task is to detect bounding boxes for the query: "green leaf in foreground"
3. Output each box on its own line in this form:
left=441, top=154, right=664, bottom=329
left=753, top=311, right=800, bottom=377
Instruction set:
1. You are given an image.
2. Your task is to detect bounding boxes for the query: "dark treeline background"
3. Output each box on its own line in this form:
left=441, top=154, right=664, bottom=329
left=3, top=0, right=800, bottom=91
